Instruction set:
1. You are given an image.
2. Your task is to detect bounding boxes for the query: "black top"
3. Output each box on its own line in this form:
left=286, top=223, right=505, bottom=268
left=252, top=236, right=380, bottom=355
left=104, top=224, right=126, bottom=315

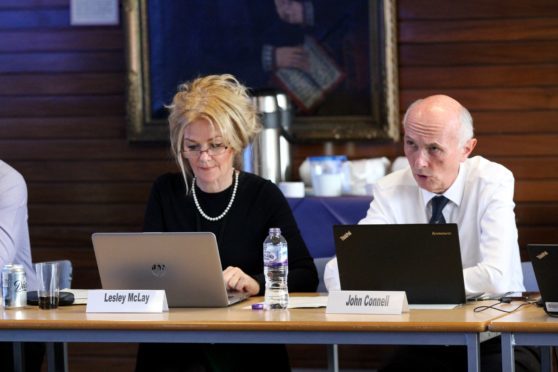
left=143, top=171, right=318, bottom=295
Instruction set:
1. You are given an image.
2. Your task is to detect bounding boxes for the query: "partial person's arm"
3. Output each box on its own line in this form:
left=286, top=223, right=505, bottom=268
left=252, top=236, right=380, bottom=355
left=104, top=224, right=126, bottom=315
left=462, top=170, right=525, bottom=294
left=324, top=257, right=340, bottom=291
left=0, top=171, right=27, bottom=267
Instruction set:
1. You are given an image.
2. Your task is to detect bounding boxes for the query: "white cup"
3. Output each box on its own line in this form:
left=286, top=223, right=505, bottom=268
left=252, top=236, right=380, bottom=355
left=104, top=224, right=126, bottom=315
left=313, top=173, right=342, bottom=196
left=278, top=182, right=305, bottom=198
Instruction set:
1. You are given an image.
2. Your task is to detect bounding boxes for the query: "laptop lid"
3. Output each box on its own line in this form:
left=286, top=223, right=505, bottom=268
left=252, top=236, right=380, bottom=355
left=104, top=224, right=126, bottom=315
left=527, top=244, right=558, bottom=316
left=92, top=232, right=248, bottom=308
left=333, top=223, right=466, bottom=304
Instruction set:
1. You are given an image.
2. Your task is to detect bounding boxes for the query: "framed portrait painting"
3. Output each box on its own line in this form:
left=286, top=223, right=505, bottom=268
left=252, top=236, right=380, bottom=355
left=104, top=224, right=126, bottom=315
left=124, top=0, right=399, bottom=142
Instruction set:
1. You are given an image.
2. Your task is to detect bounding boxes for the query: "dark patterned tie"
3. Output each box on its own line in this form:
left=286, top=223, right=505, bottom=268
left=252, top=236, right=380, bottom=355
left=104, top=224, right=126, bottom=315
left=429, top=195, right=449, bottom=224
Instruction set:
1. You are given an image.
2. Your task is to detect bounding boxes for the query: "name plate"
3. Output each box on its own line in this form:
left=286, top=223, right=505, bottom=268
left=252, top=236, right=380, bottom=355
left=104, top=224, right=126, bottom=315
left=326, top=290, right=409, bottom=315
left=86, top=290, right=169, bottom=313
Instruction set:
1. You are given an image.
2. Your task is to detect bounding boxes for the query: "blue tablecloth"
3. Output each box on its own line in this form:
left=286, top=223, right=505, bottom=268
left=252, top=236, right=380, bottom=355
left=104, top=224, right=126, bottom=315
left=287, top=196, right=372, bottom=258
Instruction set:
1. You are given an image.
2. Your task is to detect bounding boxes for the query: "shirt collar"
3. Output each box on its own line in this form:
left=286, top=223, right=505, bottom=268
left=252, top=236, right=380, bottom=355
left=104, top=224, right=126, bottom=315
left=420, top=163, right=466, bottom=208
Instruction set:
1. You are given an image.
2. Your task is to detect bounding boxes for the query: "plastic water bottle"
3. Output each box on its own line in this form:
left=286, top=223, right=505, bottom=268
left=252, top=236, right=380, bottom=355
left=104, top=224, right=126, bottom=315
left=263, top=227, right=289, bottom=309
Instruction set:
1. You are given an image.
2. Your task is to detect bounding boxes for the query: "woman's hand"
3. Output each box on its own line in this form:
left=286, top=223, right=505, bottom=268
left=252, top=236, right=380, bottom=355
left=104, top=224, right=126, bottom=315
left=223, top=266, right=260, bottom=296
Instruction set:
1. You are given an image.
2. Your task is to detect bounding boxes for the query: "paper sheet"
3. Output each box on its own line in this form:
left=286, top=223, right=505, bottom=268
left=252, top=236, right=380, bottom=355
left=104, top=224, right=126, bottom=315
left=409, top=304, right=459, bottom=310
left=246, top=296, right=329, bottom=310
left=287, top=296, right=329, bottom=308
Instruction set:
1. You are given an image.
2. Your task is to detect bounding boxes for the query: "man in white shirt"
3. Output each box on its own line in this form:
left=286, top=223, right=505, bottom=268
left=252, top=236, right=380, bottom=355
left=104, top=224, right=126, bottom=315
left=0, top=160, right=37, bottom=289
left=325, top=95, right=537, bottom=371
left=325, top=94, right=524, bottom=295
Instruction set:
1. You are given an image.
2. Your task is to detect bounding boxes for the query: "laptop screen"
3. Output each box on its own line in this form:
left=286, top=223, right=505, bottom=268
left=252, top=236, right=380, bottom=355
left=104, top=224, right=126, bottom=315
left=527, top=244, right=558, bottom=316
left=333, top=223, right=466, bottom=304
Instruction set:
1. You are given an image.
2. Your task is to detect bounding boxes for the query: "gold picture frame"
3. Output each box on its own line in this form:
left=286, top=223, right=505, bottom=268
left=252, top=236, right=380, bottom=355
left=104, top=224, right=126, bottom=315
left=124, top=0, right=399, bottom=143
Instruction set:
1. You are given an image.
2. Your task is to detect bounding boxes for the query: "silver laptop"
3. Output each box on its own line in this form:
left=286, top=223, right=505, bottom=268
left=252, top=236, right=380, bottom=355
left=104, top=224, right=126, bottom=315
left=92, top=232, right=249, bottom=307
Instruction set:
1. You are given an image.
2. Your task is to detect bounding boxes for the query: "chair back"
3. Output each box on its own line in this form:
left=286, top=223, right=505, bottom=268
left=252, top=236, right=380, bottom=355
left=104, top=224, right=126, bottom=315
left=35, top=260, right=73, bottom=289
left=521, top=261, right=538, bottom=292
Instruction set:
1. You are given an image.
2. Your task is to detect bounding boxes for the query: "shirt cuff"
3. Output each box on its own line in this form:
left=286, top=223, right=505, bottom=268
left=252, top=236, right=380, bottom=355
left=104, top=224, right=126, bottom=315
left=324, top=256, right=341, bottom=291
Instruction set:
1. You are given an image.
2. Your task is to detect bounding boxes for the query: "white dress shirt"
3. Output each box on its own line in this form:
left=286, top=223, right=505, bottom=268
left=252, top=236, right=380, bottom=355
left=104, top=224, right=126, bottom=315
left=324, top=156, right=525, bottom=295
left=0, top=161, right=37, bottom=290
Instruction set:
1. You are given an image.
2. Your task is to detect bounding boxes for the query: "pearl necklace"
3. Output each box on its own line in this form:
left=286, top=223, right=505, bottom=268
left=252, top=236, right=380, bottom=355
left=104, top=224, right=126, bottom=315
left=192, top=171, right=239, bottom=222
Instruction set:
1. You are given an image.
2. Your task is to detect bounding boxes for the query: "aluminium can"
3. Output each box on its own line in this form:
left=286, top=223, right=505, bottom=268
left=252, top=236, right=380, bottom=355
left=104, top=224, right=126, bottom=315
left=2, top=264, right=27, bottom=308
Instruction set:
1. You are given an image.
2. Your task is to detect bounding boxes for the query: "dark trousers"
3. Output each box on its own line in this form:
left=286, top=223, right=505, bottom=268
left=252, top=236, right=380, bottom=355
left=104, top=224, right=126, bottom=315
left=380, top=337, right=540, bottom=372
left=136, top=343, right=291, bottom=372
left=0, top=342, right=45, bottom=372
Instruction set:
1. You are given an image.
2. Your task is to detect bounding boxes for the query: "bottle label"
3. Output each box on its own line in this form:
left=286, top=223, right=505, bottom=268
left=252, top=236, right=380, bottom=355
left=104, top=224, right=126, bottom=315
left=264, top=243, right=288, bottom=267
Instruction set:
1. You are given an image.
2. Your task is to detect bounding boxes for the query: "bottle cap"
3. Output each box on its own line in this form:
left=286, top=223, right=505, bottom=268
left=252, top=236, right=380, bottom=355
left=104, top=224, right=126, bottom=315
left=252, top=303, right=265, bottom=310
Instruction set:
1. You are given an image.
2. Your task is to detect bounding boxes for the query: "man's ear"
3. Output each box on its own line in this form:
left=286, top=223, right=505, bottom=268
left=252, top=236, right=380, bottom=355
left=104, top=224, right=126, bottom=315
left=461, top=138, right=477, bottom=160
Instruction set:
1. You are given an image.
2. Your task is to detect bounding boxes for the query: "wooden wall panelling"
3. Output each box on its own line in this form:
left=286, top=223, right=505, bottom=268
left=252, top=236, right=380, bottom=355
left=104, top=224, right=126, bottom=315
left=400, top=88, right=558, bottom=111
left=0, top=73, right=125, bottom=95
left=28, top=203, right=143, bottom=225
left=30, top=226, right=134, bottom=248
left=0, top=117, right=126, bottom=139
left=0, top=8, right=68, bottom=28
left=398, top=0, right=558, bottom=19
left=0, top=140, right=170, bottom=160
left=0, top=52, right=125, bottom=73
left=470, top=112, right=558, bottom=134
left=399, top=42, right=558, bottom=66
left=515, top=181, right=558, bottom=202
left=12, top=160, right=176, bottom=182
left=491, top=157, right=558, bottom=180
left=0, top=30, right=124, bottom=51
left=1, top=0, right=68, bottom=9
left=400, top=65, right=558, bottom=89
left=0, top=96, right=125, bottom=117
left=399, top=18, right=558, bottom=43
left=474, top=134, right=558, bottom=157
left=28, top=182, right=151, bottom=203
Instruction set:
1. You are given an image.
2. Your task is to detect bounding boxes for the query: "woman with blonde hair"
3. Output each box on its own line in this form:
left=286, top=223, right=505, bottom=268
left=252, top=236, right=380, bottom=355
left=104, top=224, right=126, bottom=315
left=136, top=74, right=318, bottom=371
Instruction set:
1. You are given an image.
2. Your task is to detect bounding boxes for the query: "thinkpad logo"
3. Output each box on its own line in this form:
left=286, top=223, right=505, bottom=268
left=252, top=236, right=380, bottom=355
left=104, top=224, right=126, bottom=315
left=340, top=231, right=352, bottom=241
left=536, top=251, right=549, bottom=260
left=151, top=264, right=167, bottom=277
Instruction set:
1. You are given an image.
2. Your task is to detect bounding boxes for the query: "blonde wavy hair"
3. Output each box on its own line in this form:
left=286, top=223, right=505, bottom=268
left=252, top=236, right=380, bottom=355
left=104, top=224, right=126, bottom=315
left=167, top=74, right=261, bottom=191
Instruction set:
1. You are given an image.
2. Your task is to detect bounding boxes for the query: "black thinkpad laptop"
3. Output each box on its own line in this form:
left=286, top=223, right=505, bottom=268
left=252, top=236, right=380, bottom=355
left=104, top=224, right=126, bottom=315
left=527, top=244, right=558, bottom=316
left=333, top=224, right=466, bottom=305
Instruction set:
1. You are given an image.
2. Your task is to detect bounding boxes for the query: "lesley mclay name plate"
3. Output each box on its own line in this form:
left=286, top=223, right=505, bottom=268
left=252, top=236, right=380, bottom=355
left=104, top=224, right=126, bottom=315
left=326, top=290, right=409, bottom=314
left=86, top=290, right=169, bottom=313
